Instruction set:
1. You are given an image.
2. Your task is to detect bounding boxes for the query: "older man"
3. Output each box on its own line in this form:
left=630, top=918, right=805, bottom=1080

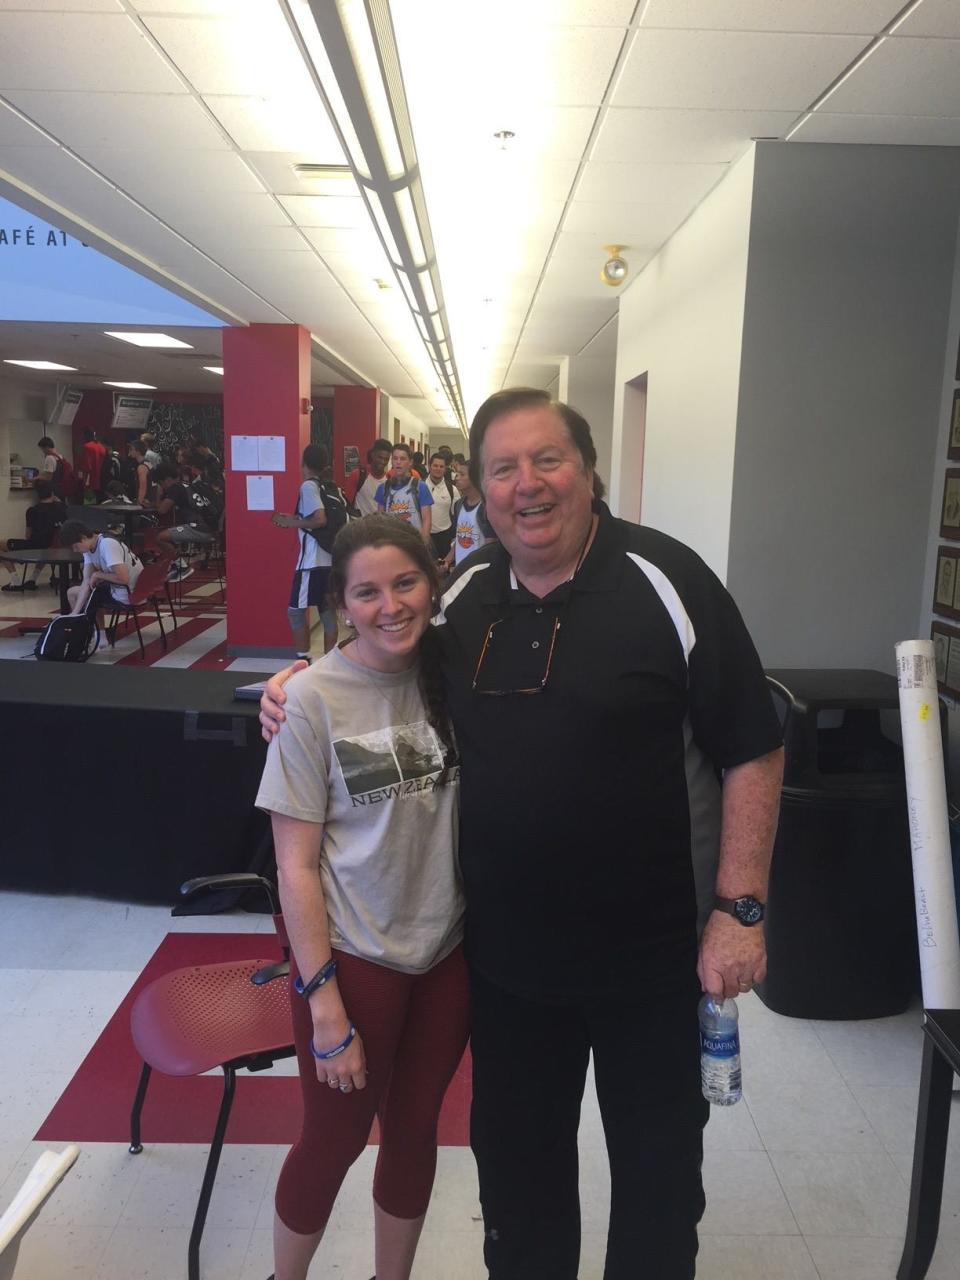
left=262, top=387, right=783, bottom=1280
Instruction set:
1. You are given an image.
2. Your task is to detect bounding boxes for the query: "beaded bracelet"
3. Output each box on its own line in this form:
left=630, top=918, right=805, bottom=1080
left=294, top=957, right=338, bottom=1000
left=310, top=1023, right=357, bottom=1061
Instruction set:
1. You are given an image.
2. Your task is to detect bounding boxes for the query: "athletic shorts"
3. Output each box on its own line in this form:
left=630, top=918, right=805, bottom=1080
left=290, top=567, right=330, bottom=611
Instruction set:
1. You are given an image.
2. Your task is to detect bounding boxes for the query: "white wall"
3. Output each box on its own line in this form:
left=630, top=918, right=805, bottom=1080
left=727, top=142, right=960, bottom=670
left=611, top=146, right=756, bottom=581
left=0, top=374, right=61, bottom=539
left=381, top=396, right=435, bottom=452
left=559, top=318, right=617, bottom=495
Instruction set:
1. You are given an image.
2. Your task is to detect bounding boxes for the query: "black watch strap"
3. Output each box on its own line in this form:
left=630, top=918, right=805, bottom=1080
left=714, top=895, right=765, bottom=926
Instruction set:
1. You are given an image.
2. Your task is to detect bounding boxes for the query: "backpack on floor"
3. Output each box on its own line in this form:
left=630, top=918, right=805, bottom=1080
left=34, top=592, right=100, bottom=662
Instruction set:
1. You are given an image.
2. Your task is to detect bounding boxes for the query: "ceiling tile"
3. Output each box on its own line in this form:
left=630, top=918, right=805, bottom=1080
left=576, top=159, right=725, bottom=206
left=790, top=110, right=960, bottom=145
left=147, top=191, right=292, bottom=231
left=393, top=0, right=635, bottom=27
left=640, top=0, right=905, bottom=34
left=613, top=28, right=870, bottom=110
left=0, top=14, right=184, bottom=92
left=822, top=37, right=960, bottom=116
left=592, top=106, right=796, bottom=162
left=142, top=13, right=318, bottom=99
left=892, top=0, right=960, bottom=38
left=563, top=199, right=692, bottom=242
left=203, top=94, right=344, bottom=158
left=0, top=0, right=123, bottom=11
left=277, top=194, right=369, bottom=229
left=79, top=147, right=265, bottom=196
left=3, top=90, right=228, bottom=151
left=0, top=99, right=55, bottom=146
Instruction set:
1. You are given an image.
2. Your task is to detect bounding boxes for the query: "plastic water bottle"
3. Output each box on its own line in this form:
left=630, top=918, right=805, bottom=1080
left=698, top=994, right=742, bottom=1105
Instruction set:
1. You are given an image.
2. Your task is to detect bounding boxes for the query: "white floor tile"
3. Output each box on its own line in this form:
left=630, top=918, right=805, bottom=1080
left=768, top=1150, right=908, bottom=1237
left=118, top=1141, right=276, bottom=1231
left=703, top=1096, right=765, bottom=1152
left=2, top=1222, right=114, bottom=1278
left=694, top=1234, right=820, bottom=1279
left=745, top=1075, right=882, bottom=1154
left=700, top=1150, right=800, bottom=1236
left=803, top=1233, right=903, bottom=1279
left=98, top=1224, right=253, bottom=1280
left=812, top=1009, right=924, bottom=1087
left=2, top=1141, right=143, bottom=1231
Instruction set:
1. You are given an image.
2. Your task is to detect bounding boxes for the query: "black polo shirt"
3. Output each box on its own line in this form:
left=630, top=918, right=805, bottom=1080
left=436, top=503, right=782, bottom=1003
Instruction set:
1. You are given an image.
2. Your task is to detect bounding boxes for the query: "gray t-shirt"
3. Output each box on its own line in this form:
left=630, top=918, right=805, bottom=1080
left=256, top=645, right=463, bottom=974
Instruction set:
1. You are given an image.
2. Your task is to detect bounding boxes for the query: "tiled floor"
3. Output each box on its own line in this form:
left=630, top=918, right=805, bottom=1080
left=0, top=568, right=291, bottom=672
left=1, top=889, right=958, bottom=1278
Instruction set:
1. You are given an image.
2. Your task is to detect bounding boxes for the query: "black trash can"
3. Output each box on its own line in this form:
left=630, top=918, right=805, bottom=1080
left=756, top=669, right=924, bottom=1020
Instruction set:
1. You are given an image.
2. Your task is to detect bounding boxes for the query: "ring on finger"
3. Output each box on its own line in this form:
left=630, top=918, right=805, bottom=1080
left=339, top=1083, right=352, bottom=1093
left=327, top=1077, right=340, bottom=1087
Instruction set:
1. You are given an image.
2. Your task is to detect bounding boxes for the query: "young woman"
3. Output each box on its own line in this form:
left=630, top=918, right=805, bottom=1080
left=255, top=515, right=469, bottom=1280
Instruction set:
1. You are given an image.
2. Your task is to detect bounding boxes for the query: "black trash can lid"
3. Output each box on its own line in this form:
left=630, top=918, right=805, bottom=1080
left=766, top=669, right=899, bottom=712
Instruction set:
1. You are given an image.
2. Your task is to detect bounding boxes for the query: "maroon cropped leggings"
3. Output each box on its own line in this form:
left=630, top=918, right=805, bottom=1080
left=275, top=944, right=470, bottom=1235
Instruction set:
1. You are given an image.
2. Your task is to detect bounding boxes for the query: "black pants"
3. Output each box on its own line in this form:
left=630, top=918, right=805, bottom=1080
left=430, top=527, right=453, bottom=559
left=470, top=968, right=709, bottom=1280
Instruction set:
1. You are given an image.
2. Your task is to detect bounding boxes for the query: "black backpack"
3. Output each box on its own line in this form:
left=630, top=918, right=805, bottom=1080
left=34, top=592, right=100, bottom=662
left=306, top=480, right=349, bottom=552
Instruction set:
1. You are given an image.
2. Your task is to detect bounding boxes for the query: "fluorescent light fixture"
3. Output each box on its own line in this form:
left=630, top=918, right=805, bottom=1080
left=203, top=365, right=225, bottom=375
left=103, top=381, right=157, bottom=389
left=3, top=359, right=78, bottom=371
left=104, top=332, right=193, bottom=349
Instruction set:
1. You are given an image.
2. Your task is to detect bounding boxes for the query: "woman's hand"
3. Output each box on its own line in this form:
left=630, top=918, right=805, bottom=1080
left=259, top=661, right=307, bottom=743
left=312, top=1018, right=367, bottom=1093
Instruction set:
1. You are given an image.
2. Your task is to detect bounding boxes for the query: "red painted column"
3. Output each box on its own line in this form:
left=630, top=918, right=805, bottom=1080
left=223, top=324, right=311, bottom=654
left=333, top=385, right=379, bottom=490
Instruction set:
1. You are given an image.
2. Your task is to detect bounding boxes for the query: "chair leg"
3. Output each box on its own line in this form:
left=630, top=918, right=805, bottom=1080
left=164, top=580, right=178, bottom=631
left=108, top=608, right=118, bottom=647
left=132, top=608, right=145, bottom=661
left=128, top=1061, right=152, bottom=1154
left=187, top=1065, right=236, bottom=1280
left=153, top=598, right=167, bottom=651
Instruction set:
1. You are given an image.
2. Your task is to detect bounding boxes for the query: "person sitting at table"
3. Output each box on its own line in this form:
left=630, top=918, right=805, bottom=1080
left=0, top=479, right=66, bottom=593
left=60, top=518, right=143, bottom=632
left=149, top=463, right=196, bottom=582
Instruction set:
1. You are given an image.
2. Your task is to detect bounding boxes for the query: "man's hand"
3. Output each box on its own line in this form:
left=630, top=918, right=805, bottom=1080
left=697, top=911, right=767, bottom=1000
left=260, top=661, right=307, bottom=743
left=272, top=513, right=296, bottom=528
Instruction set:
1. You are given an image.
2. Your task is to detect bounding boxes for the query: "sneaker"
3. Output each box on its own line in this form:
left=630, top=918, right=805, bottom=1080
left=22, top=580, right=37, bottom=591
left=167, top=564, right=194, bottom=583
left=1, top=583, right=24, bottom=592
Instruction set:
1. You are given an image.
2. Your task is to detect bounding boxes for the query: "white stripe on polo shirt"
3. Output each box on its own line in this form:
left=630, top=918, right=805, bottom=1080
left=434, top=561, right=491, bottom=626
left=625, top=551, right=697, bottom=664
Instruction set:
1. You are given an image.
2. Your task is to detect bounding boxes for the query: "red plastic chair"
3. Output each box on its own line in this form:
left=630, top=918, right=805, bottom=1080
left=107, top=555, right=178, bottom=659
left=128, top=874, right=293, bottom=1280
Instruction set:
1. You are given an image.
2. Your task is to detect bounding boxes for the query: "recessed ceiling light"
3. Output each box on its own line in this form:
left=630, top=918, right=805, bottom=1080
left=3, top=359, right=78, bottom=371
left=103, top=381, right=157, bottom=389
left=104, top=332, right=193, bottom=349
left=202, top=366, right=224, bottom=375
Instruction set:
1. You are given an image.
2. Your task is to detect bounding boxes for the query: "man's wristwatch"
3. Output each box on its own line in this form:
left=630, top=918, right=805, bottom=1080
left=714, top=895, right=765, bottom=926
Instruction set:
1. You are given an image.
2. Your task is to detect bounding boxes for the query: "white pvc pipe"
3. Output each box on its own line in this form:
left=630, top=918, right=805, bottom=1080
left=896, top=639, right=960, bottom=1009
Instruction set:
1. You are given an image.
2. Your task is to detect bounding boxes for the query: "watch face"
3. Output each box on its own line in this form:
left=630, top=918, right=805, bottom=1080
left=735, top=897, right=764, bottom=925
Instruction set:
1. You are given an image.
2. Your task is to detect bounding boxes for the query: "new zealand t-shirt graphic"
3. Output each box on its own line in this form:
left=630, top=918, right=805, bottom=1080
left=333, top=720, right=445, bottom=800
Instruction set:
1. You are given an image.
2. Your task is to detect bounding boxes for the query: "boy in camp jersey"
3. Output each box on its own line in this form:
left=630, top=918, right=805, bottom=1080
left=375, top=443, right=433, bottom=544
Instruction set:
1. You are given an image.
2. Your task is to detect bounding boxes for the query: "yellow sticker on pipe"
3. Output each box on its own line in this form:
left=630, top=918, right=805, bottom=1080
left=920, top=704, right=931, bottom=720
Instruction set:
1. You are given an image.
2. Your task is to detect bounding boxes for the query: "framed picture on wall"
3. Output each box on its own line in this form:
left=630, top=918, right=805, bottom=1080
left=950, top=389, right=960, bottom=460
left=933, top=546, right=960, bottom=618
left=940, top=469, right=960, bottom=539
left=931, top=621, right=960, bottom=696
